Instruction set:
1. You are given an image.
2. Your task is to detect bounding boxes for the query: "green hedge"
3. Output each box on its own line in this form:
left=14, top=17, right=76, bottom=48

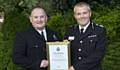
left=0, top=3, right=120, bottom=70
left=102, top=42, right=120, bottom=70
left=93, top=7, right=120, bottom=42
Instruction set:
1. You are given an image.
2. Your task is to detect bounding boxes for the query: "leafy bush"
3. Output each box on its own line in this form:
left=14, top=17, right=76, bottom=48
left=0, top=9, right=30, bottom=70
left=0, top=0, right=120, bottom=70
left=2, top=10, right=30, bottom=40
left=102, top=42, right=120, bottom=70
left=93, top=7, right=120, bottom=42
left=48, top=11, right=75, bottom=39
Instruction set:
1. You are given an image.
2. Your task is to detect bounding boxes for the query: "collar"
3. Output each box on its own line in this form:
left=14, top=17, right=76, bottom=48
left=36, top=28, right=46, bottom=34
left=79, top=21, right=90, bottom=33
left=36, top=28, right=47, bottom=41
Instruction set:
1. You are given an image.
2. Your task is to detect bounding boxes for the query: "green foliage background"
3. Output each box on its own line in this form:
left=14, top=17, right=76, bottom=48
left=0, top=0, right=120, bottom=70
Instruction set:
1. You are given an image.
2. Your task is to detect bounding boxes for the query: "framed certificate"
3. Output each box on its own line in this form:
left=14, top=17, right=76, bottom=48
left=46, top=41, right=71, bottom=70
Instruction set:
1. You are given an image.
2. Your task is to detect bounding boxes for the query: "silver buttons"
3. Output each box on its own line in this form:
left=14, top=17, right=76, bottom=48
left=78, top=48, right=81, bottom=52
left=78, top=57, right=82, bottom=60
left=34, top=45, right=38, bottom=48
left=80, top=40, right=83, bottom=43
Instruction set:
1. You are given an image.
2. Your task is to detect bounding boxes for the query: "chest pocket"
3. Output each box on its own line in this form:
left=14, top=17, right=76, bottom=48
left=27, top=39, right=46, bottom=52
left=84, top=35, right=98, bottom=47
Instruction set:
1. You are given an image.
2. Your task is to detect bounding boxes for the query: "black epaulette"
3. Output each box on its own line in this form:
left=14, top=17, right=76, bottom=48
left=69, top=24, right=78, bottom=29
left=95, top=23, right=104, bottom=28
left=73, top=24, right=78, bottom=29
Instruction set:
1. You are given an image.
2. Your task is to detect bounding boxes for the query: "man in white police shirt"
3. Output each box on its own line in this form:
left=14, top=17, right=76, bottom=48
left=64, top=2, right=107, bottom=70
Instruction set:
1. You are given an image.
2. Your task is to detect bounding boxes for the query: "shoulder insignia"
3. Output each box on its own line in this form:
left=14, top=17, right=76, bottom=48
left=99, top=25, right=104, bottom=27
left=95, top=24, right=99, bottom=26
left=95, top=24, right=104, bottom=27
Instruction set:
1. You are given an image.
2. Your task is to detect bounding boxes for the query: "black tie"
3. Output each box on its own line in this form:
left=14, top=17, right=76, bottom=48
left=41, top=31, right=46, bottom=52
left=80, top=28, right=84, bottom=34
left=41, top=31, right=45, bottom=41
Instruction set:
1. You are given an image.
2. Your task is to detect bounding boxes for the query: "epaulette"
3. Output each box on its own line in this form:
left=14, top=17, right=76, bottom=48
left=73, top=24, right=78, bottom=29
left=69, top=24, right=78, bottom=29
left=95, top=24, right=104, bottom=28
left=99, top=24, right=104, bottom=27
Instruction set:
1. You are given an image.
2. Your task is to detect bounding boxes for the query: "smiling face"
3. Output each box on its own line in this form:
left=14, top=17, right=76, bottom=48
left=74, top=4, right=91, bottom=27
left=29, top=8, right=47, bottom=30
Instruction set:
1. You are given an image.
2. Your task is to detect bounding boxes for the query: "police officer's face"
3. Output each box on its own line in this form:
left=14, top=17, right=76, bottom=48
left=30, top=8, right=47, bottom=30
left=74, top=6, right=91, bottom=27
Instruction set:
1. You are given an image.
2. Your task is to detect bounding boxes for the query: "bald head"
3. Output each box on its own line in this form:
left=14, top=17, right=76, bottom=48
left=30, top=8, right=47, bottom=17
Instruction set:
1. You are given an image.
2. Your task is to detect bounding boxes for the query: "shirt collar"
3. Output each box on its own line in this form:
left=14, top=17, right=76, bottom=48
left=36, top=28, right=46, bottom=34
left=79, top=21, right=90, bottom=33
left=36, top=28, right=47, bottom=41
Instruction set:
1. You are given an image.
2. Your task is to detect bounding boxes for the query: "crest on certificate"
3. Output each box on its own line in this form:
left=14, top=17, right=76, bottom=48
left=56, top=47, right=60, bottom=51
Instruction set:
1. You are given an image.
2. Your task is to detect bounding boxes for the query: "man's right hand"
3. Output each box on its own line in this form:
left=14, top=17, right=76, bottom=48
left=69, top=66, right=75, bottom=70
left=40, top=60, right=48, bottom=68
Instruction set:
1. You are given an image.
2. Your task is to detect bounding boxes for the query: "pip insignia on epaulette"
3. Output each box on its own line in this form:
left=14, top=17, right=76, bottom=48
left=95, top=24, right=99, bottom=26
left=68, top=25, right=73, bottom=29
left=70, top=24, right=78, bottom=29
left=95, top=24, right=104, bottom=28
left=99, top=25, right=104, bottom=27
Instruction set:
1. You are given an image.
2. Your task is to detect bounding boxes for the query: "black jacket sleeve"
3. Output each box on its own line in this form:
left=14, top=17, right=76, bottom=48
left=12, top=33, right=41, bottom=70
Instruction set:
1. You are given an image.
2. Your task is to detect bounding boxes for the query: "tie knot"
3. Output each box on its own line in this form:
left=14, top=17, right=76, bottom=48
left=41, top=31, right=44, bottom=35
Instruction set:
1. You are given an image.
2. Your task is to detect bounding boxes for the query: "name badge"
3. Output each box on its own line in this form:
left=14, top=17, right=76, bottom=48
left=68, top=36, right=75, bottom=41
left=88, top=35, right=97, bottom=38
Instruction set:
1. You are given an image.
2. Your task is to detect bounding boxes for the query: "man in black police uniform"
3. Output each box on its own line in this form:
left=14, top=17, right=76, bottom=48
left=12, top=6, right=60, bottom=70
left=64, top=2, right=107, bottom=70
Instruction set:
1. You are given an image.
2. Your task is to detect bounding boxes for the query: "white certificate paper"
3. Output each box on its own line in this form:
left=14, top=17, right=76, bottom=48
left=46, top=42, right=70, bottom=70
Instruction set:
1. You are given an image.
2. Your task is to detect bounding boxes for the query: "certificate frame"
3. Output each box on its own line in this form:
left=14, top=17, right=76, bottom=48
left=46, top=41, right=71, bottom=70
